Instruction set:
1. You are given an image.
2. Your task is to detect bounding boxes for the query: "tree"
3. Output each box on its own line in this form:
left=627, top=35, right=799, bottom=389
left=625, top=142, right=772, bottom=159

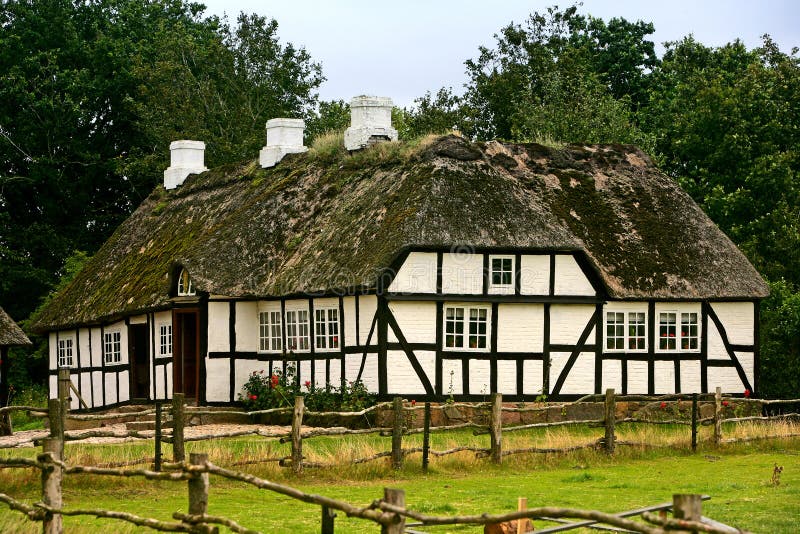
left=305, top=99, right=351, bottom=141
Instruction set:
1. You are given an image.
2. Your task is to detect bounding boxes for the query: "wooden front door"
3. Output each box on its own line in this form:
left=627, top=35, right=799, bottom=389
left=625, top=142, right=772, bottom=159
left=173, top=309, right=199, bottom=403
left=128, top=323, right=150, bottom=400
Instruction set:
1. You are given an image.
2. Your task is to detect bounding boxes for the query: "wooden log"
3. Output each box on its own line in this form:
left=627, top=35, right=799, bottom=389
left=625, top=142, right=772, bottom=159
left=381, top=488, right=405, bottom=534
left=57, top=368, right=70, bottom=406
left=422, top=402, right=431, bottom=472
left=172, top=393, right=185, bottom=462
left=391, top=397, right=403, bottom=470
left=714, top=387, right=722, bottom=446
left=41, top=437, right=63, bottom=534
left=691, top=393, right=698, bottom=452
left=672, top=493, right=703, bottom=533
left=48, top=398, right=65, bottom=459
left=604, top=388, right=615, bottom=454
left=291, top=396, right=304, bottom=475
left=321, top=505, right=336, bottom=534
left=186, top=453, right=217, bottom=533
left=490, top=393, right=503, bottom=464
left=155, top=402, right=163, bottom=472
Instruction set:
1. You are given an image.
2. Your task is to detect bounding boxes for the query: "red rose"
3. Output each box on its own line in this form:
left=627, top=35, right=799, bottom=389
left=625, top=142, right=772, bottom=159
left=304, top=380, right=311, bottom=388
left=660, top=402, right=667, bottom=409
left=249, top=394, right=257, bottom=401
left=744, top=389, right=751, bottom=398
left=270, top=374, right=279, bottom=387
left=411, top=399, right=416, bottom=406
left=722, top=400, right=729, bottom=407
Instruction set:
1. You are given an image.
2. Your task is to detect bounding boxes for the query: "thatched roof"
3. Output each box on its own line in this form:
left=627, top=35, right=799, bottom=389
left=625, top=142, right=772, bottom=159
left=0, top=306, right=31, bottom=346
left=31, top=135, right=768, bottom=333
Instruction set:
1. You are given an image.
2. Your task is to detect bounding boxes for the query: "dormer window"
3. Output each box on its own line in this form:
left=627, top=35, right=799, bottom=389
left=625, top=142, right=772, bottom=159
left=177, top=268, right=196, bottom=296
left=489, top=255, right=515, bottom=294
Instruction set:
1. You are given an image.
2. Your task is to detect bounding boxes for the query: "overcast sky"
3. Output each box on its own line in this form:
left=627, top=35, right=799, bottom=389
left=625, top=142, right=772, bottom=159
left=199, top=0, right=799, bottom=108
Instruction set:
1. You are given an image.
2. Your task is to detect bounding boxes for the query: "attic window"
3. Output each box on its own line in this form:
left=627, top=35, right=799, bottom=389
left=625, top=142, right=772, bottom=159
left=177, top=269, right=195, bottom=296
left=489, top=255, right=514, bottom=293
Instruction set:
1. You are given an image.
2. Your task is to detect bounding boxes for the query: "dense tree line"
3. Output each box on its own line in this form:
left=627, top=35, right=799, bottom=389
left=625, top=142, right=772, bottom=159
left=1, top=2, right=796, bottom=397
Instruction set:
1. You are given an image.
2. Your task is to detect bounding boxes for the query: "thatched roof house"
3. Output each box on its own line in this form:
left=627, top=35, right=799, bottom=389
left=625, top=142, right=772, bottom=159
left=0, top=306, right=30, bottom=347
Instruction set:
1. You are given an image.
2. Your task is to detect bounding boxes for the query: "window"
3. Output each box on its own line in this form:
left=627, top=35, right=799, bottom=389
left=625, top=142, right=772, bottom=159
left=444, top=305, right=489, bottom=351
left=658, top=312, right=677, bottom=350
left=177, top=268, right=195, bottom=296
left=104, top=331, right=122, bottom=363
left=57, top=338, right=74, bottom=368
left=159, top=324, right=172, bottom=356
left=285, top=310, right=309, bottom=351
left=605, top=311, right=646, bottom=352
left=490, top=255, right=514, bottom=289
left=259, top=311, right=282, bottom=352
left=315, top=308, right=340, bottom=351
left=680, top=312, right=699, bottom=350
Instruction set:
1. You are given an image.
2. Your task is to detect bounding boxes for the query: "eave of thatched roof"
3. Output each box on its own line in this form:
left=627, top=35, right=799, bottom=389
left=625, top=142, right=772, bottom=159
left=30, top=135, right=768, bottom=333
left=0, top=306, right=31, bottom=346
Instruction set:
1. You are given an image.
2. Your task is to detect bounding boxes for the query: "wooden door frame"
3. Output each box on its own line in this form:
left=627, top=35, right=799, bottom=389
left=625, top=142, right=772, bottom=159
left=127, top=323, right=150, bottom=401
left=172, top=308, right=200, bottom=404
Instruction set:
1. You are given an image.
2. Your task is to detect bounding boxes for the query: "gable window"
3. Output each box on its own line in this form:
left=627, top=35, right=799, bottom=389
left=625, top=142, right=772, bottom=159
left=259, top=311, right=282, bottom=352
left=104, top=331, right=122, bottom=363
left=57, top=338, right=74, bottom=368
left=605, top=311, right=646, bottom=352
left=159, top=324, right=172, bottom=356
left=285, top=309, right=309, bottom=352
left=177, top=268, right=195, bottom=296
left=489, top=255, right=514, bottom=291
left=444, top=305, right=489, bottom=351
left=315, top=308, right=340, bottom=351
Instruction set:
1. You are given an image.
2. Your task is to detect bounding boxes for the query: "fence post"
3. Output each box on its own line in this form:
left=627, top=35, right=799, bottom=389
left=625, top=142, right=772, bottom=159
left=57, top=368, right=71, bottom=407
left=672, top=493, right=702, bottom=522
left=48, top=398, right=65, bottom=458
left=691, top=393, right=698, bottom=452
left=172, top=393, right=185, bottom=462
left=391, top=397, right=404, bottom=470
left=321, top=505, right=336, bottom=534
left=292, top=395, right=304, bottom=475
left=381, top=488, right=405, bottom=534
left=154, top=401, right=162, bottom=472
left=187, top=453, right=217, bottom=533
left=490, top=392, right=503, bottom=464
left=604, top=388, right=616, bottom=454
left=422, top=402, right=431, bottom=472
left=714, top=387, right=722, bottom=446
left=41, top=437, right=63, bottom=534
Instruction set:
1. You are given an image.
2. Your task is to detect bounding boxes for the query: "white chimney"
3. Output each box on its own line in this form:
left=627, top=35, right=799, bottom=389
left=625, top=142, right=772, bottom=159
left=344, top=95, right=398, bottom=151
left=259, top=118, right=307, bottom=168
left=163, top=140, right=208, bottom=190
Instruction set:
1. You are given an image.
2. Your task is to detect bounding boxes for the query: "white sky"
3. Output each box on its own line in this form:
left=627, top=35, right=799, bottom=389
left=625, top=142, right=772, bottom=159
left=199, top=0, right=799, bottom=108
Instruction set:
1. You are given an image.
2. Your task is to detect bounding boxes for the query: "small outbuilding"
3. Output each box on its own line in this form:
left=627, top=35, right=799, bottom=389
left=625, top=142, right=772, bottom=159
left=1, top=305, right=32, bottom=434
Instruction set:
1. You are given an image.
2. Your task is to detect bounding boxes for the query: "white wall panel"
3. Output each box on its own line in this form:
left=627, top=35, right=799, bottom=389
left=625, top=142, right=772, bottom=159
left=49, top=333, right=57, bottom=370
left=680, top=360, right=702, bottom=393
left=299, top=360, right=312, bottom=385
left=90, top=328, right=102, bottom=367
left=550, top=305, right=596, bottom=345
left=548, top=352, right=571, bottom=393
left=497, top=360, right=517, bottom=395
left=553, top=255, right=595, bottom=296
left=79, top=372, right=92, bottom=408
left=559, top=352, right=595, bottom=394
left=358, top=296, right=378, bottom=345
left=118, top=370, right=130, bottom=403
left=207, top=302, right=230, bottom=352
left=441, top=253, right=483, bottom=294
left=602, top=360, right=622, bottom=392
left=389, top=252, right=437, bottom=293
left=104, top=373, right=117, bottom=405
left=343, top=297, right=357, bottom=347
left=166, top=363, right=173, bottom=398
left=522, top=360, right=544, bottom=395
left=627, top=361, right=648, bottom=394
left=520, top=255, right=550, bottom=295
left=92, top=371, right=103, bottom=405
left=155, top=368, right=166, bottom=399
left=235, top=301, right=258, bottom=352
left=711, top=302, right=754, bottom=345
left=708, top=367, right=746, bottom=393
left=327, top=359, right=342, bottom=388
left=654, top=361, right=675, bottom=394
left=497, top=304, right=544, bottom=352
left=442, top=360, right=463, bottom=395
left=205, top=358, right=229, bottom=402
left=707, top=321, right=728, bottom=360
left=389, top=301, right=436, bottom=344
left=387, top=349, right=426, bottom=394
left=78, top=328, right=91, bottom=368
left=129, top=314, right=147, bottom=324
left=735, top=352, right=755, bottom=388
left=468, top=359, right=491, bottom=395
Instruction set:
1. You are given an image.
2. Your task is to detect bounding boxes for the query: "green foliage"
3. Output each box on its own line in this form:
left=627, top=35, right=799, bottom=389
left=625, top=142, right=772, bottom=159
left=6, top=383, right=47, bottom=431
left=238, top=362, right=375, bottom=411
left=759, top=280, right=800, bottom=399
left=305, top=100, right=350, bottom=142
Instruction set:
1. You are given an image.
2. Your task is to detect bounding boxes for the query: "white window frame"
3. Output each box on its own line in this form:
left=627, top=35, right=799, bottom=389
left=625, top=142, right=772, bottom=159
left=657, top=310, right=701, bottom=352
left=604, top=310, right=647, bottom=352
left=104, top=331, right=122, bottom=363
left=488, top=255, right=515, bottom=294
left=314, top=307, right=340, bottom=352
left=159, top=324, right=172, bottom=357
left=285, top=308, right=310, bottom=352
left=443, top=304, right=490, bottom=352
left=57, top=336, right=75, bottom=368
left=258, top=310, right=283, bottom=353
left=177, top=268, right=195, bottom=296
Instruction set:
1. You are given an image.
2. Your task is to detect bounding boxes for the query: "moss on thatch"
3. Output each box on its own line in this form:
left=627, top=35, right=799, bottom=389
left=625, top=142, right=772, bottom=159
left=0, top=306, right=31, bottom=346
left=31, top=135, right=768, bottom=332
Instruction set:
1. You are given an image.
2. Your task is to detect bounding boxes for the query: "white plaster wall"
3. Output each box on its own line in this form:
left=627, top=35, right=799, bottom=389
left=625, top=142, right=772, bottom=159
left=553, top=255, right=595, bottom=296
left=708, top=367, right=746, bottom=393
left=522, top=360, right=544, bottom=395
left=654, top=361, right=675, bottom=394
left=468, top=359, right=491, bottom=395
left=327, top=359, right=342, bottom=388
left=442, top=360, right=463, bottom=395
left=166, top=363, right=173, bottom=398
left=497, top=360, right=517, bottom=395
left=497, top=304, right=544, bottom=352
left=90, top=327, right=102, bottom=367
left=205, top=358, right=229, bottom=402
left=358, top=296, right=378, bottom=344
left=388, top=301, right=436, bottom=344
left=79, top=372, right=92, bottom=408
left=207, top=301, right=229, bottom=353
left=441, top=253, right=483, bottom=294
left=707, top=321, right=727, bottom=360
left=558, top=352, right=595, bottom=394
left=520, top=255, right=550, bottom=295
left=386, top=349, right=435, bottom=394
left=680, top=361, right=702, bottom=393
left=359, top=354, right=379, bottom=392
left=736, top=352, right=755, bottom=388
left=118, top=370, right=130, bottom=403
left=550, top=305, right=596, bottom=345
left=129, top=314, right=147, bottom=324
left=601, top=360, right=623, bottom=392
left=104, top=374, right=117, bottom=405
left=627, top=361, right=649, bottom=394
left=155, top=368, right=166, bottom=399
left=299, top=360, right=312, bottom=384
left=92, top=371, right=103, bottom=404
left=78, top=328, right=91, bottom=368
left=711, top=302, right=754, bottom=345
left=49, top=375, right=57, bottom=399
left=49, top=333, right=57, bottom=370
left=388, top=252, right=437, bottom=293
left=343, top=297, right=357, bottom=347
left=235, top=301, right=258, bottom=352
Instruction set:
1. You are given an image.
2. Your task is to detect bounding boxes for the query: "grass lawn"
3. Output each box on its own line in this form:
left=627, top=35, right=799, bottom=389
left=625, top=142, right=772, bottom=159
left=0, top=427, right=798, bottom=532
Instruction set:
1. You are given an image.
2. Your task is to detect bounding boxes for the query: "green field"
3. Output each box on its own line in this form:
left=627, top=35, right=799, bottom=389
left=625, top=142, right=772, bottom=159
left=1, top=427, right=798, bottom=533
